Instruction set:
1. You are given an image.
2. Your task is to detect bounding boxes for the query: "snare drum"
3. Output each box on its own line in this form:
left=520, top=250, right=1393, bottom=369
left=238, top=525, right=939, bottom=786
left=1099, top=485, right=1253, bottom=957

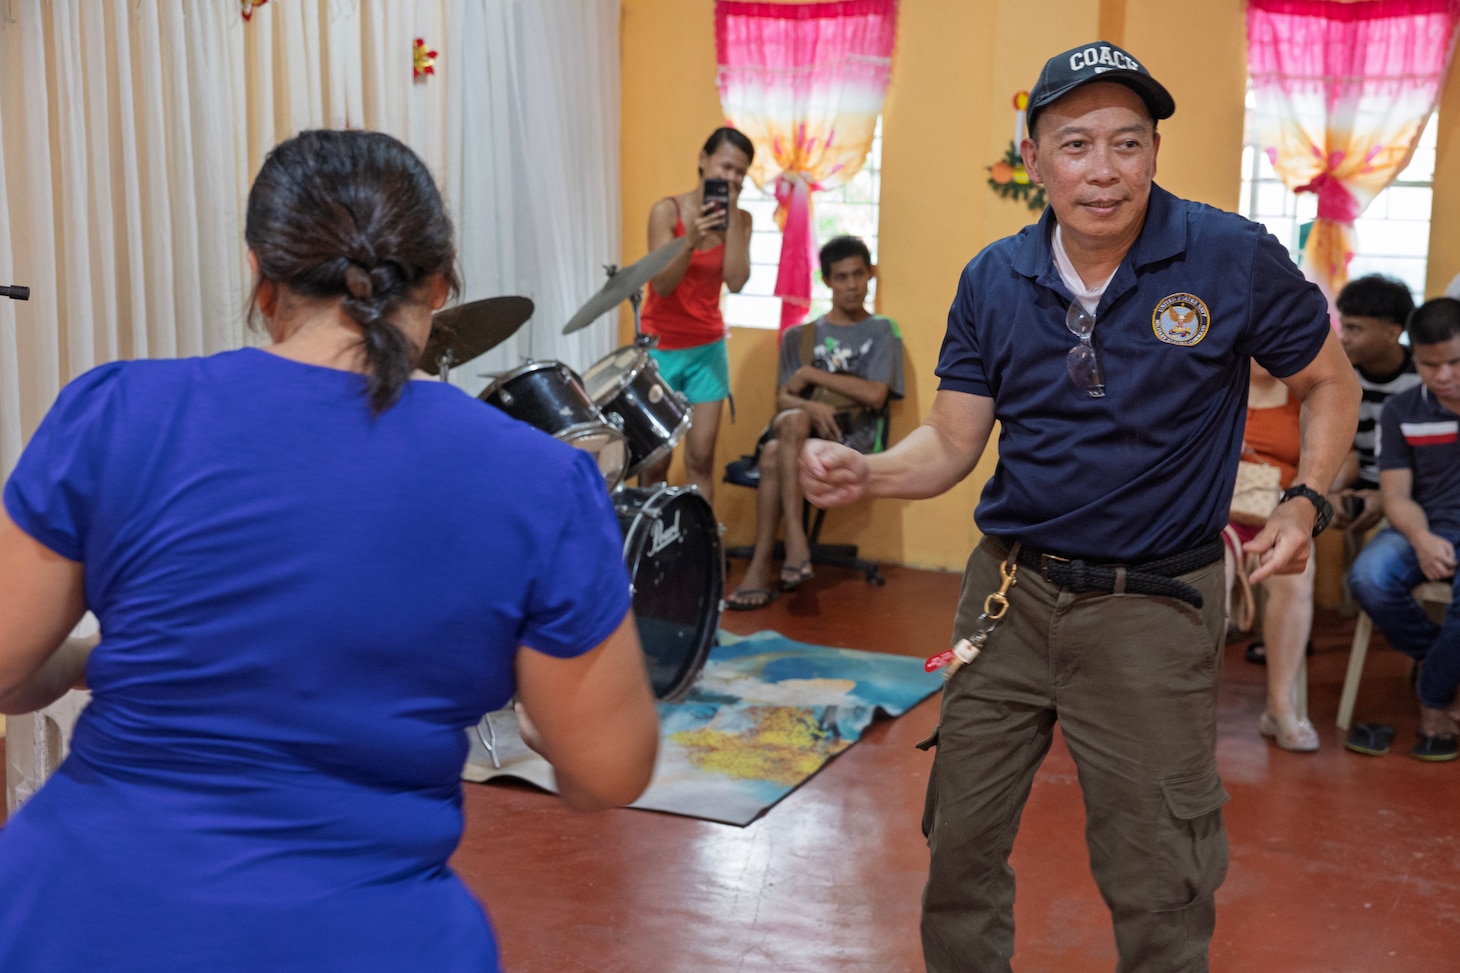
left=479, top=360, right=628, bottom=491
left=582, top=346, right=692, bottom=479
left=614, top=485, right=723, bottom=701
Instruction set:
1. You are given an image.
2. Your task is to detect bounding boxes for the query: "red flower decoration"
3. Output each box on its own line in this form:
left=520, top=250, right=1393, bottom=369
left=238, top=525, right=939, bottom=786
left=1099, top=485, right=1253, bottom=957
left=241, top=0, right=268, bottom=21
left=413, top=38, right=438, bottom=79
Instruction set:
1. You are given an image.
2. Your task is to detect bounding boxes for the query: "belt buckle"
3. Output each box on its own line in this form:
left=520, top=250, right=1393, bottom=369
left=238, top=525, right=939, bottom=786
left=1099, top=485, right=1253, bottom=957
left=1039, top=553, right=1068, bottom=583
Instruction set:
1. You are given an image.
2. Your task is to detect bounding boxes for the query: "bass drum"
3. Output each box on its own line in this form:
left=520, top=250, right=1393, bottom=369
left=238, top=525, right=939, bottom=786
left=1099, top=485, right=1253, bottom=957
left=613, top=485, right=723, bottom=701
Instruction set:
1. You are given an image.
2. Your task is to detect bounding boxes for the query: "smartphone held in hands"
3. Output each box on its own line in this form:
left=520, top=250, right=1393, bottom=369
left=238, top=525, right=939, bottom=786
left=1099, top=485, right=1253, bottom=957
left=702, top=178, right=730, bottom=230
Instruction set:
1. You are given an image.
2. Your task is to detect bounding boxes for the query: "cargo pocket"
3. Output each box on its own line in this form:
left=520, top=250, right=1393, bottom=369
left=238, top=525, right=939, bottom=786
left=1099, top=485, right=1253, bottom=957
left=1155, top=768, right=1229, bottom=911
left=916, top=726, right=940, bottom=840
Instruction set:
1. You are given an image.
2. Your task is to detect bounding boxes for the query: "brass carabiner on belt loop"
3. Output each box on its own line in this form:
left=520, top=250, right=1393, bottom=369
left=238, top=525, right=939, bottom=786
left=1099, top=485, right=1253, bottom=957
left=982, top=543, right=1021, bottom=619
left=943, top=542, right=1024, bottom=679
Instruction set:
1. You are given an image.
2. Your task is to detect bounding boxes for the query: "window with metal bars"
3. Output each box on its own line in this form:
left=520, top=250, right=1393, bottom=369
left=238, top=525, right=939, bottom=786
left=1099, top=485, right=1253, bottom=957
left=1238, top=86, right=1437, bottom=307
left=725, top=117, right=883, bottom=330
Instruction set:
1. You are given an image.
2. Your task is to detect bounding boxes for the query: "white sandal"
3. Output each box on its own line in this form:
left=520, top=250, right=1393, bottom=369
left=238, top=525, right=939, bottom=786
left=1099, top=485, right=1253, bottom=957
left=1259, top=711, right=1319, bottom=752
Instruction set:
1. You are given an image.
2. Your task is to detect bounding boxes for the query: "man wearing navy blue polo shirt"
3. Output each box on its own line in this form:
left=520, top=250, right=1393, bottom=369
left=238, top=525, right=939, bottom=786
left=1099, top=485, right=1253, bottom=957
left=801, top=40, right=1358, bottom=973
left=1349, top=297, right=1460, bottom=761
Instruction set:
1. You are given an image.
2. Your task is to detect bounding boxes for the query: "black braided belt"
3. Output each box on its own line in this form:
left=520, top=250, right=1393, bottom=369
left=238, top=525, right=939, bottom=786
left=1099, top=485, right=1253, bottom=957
left=1010, top=537, right=1224, bottom=610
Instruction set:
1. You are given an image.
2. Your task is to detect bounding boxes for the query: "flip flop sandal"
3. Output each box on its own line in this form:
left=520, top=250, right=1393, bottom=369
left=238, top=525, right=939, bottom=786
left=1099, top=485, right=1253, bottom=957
left=726, top=587, right=778, bottom=611
left=1410, top=733, right=1459, bottom=762
left=779, top=561, right=814, bottom=592
left=1344, top=722, right=1395, bottom=757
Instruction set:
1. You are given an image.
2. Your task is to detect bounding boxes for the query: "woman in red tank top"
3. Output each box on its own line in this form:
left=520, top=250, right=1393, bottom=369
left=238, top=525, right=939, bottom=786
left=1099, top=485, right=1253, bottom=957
left=638, top=127, right=754, bottom=503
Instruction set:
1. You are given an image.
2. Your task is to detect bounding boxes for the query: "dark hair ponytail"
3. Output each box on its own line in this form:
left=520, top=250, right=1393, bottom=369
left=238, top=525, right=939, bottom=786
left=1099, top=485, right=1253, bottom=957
left=245, top=129, right=460, bottom=413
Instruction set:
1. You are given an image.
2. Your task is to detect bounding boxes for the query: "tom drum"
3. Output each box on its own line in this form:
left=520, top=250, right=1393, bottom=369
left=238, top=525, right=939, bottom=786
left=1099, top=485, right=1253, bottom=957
left=479, top=360, right=628, bottom=491
left=582, top=345, right=692, bottom=479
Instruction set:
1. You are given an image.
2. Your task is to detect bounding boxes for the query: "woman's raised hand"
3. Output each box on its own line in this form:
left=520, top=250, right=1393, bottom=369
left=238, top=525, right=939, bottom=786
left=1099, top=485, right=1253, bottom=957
left=684, top=198, right=723, bottom=248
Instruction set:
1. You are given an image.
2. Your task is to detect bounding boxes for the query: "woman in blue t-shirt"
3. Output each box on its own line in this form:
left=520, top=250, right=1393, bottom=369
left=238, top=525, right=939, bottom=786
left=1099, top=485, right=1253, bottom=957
left=0, top=129, right=658, bottom=972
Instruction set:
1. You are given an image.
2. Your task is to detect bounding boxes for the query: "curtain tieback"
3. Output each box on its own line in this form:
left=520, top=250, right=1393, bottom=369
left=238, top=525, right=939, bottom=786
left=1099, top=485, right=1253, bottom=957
left=1294, top=172, right=1360, bottom=224
left=771, top=171, right=822, bottom=324
left=772, top=171, right=825, bottom=215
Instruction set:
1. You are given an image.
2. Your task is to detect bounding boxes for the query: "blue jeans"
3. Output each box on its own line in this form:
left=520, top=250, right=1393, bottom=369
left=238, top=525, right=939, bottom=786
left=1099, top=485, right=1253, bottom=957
left=1348, top=527, right=1460, bottom=711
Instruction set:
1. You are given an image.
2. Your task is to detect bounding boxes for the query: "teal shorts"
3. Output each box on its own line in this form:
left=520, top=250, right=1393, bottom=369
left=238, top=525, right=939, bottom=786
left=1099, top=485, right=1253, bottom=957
left=648, top=339, right=730, bottom=404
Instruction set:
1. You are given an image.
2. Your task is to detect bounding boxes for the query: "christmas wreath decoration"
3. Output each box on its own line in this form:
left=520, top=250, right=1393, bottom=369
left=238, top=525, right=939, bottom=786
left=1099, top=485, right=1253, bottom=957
left=987, top=142, right=1046, bottom=213
left=987, top=91, right=1046, bottom=213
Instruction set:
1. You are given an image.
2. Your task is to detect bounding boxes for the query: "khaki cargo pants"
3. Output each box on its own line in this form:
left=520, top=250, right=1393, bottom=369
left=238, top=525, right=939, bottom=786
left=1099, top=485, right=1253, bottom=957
left=920, top=537, right=1230, bottom=973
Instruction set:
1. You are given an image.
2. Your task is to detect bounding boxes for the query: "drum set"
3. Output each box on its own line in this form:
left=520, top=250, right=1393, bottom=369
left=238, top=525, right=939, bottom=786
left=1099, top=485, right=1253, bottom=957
left=424, top=239, right=722, bottom=704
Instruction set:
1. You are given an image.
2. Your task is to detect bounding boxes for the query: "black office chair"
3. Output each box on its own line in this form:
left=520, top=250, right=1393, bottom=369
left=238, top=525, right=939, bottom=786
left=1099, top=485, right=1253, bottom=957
left=721, top=411, right=888, bottom=586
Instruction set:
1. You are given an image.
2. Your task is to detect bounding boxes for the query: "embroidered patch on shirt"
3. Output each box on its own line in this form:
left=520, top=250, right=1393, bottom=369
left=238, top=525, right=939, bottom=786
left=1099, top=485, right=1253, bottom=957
left=1151, top=293, right=1211, bottom=346
left=1400, top=420, right=1459, bottom=446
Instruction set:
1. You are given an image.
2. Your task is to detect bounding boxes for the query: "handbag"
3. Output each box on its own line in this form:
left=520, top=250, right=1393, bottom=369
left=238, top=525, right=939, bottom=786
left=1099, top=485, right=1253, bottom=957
left=1229, top=449, right=1282, bottom=527
left=1221, top=525, right=1257, bottom=634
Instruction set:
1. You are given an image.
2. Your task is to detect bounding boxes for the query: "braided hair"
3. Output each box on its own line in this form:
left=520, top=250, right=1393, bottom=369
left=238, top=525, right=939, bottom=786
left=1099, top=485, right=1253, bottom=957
left=245, top=129, right=460, bottom=413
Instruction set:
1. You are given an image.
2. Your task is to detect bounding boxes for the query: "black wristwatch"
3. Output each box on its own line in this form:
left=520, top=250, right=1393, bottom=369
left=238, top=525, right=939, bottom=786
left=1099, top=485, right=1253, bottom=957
left=1279, top=483, right=1333, bottom=536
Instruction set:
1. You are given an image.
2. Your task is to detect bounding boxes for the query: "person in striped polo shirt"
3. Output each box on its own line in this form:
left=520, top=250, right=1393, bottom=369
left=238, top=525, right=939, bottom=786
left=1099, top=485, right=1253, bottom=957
left=1330, top=275, right=1421, bottom=533
left=1348, top=297, right=1460, bottom=761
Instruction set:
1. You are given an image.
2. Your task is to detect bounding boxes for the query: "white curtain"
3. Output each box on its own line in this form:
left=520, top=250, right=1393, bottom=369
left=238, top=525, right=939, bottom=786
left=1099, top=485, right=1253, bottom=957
left=0, top=1, right=247, bottom=477
left=440, top=0, right=622, bottom=396
left=0, top=0, right=623, bottom=475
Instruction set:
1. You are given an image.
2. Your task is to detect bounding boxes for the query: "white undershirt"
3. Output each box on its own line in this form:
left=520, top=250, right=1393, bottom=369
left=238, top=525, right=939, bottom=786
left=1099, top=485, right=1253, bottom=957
left=1052, top=225, right=1116, bottom=316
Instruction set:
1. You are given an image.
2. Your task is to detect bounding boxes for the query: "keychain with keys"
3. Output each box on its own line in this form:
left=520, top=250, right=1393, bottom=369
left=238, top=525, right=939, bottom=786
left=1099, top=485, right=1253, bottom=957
left=925, top=543, right=1020, bottom=679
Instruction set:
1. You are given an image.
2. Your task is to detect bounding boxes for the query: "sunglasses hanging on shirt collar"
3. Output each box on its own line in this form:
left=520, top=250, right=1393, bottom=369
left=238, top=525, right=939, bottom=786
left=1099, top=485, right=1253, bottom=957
left=1065, top=301, right=1105, bottom=397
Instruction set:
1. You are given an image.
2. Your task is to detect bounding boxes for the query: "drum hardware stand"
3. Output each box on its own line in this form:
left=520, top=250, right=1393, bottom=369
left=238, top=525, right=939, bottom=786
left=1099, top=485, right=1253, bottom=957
left=525, top=304, right=535, bottom=363
left=600, top=262, right=657, bottom=351
left=474, top=714, right=500, bottom=770
left=631, top=291, right=658, bottom=351
left=435, top=347, right=457, bottom=384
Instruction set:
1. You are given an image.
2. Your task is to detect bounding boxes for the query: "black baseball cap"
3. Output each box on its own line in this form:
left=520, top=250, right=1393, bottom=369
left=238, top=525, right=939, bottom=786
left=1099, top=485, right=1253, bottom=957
left=1026, top=41, right=1175, bottom=134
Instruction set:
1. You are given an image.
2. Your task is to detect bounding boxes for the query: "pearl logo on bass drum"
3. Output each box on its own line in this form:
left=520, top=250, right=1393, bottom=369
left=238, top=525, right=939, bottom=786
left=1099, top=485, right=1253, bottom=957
left=613, top=485, right=723, bottom=702
left=648, top=508, right=683, bottom=558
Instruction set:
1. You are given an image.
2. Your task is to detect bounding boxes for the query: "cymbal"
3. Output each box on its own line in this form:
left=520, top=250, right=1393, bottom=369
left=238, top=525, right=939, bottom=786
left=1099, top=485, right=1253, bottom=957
left=561, top=238, right=688, bottom=335
left=420, top=296, right=535, bottom=375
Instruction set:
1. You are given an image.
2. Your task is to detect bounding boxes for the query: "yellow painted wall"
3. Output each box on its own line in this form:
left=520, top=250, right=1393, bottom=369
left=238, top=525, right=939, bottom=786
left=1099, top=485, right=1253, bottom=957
left=620, top=0, right=1460, bottom=574
left=1429, top=50, right=1460, bottom=300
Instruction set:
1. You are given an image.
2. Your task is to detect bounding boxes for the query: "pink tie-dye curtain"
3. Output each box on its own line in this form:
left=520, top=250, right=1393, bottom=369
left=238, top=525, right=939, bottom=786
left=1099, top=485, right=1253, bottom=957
left=716, top=0, right=897, bottom=332
left=1247, top=0, right=1460, bottom=313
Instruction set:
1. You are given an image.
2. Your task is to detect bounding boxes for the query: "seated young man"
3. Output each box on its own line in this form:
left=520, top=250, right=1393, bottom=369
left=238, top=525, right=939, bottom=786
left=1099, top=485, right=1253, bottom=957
left=1348, top=297, right=1460, bottom=761
left=726, top=235, right=904, bottom=610
left=1328, top=274, right=1420, bottom=533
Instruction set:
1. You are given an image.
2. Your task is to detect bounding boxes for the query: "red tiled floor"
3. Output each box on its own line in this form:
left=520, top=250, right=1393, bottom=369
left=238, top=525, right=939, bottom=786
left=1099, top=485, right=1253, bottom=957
left=5, top=564, right=1457, bottom=971
left=458, top=563, right=1460, bottom=973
